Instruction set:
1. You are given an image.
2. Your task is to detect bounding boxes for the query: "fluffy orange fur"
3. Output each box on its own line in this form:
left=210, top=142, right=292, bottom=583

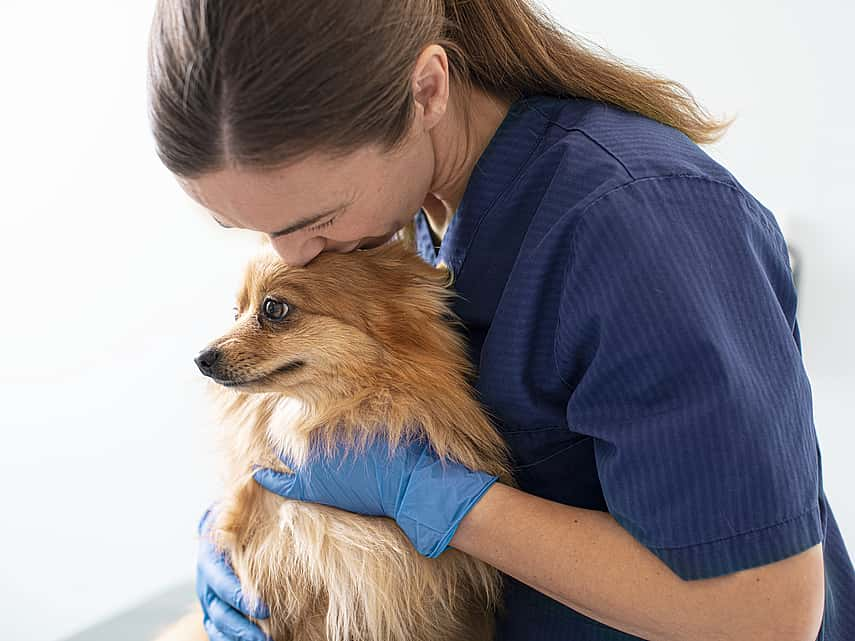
left=154, top=240, right=514, bottom=641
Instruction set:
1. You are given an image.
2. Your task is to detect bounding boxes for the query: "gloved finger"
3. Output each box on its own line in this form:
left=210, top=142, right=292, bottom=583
left=207, top=595, right=270, bottom=641
left=277, top=449, right=298, bottom=470
left=252, top=467, right=298, bottom=498
left=198, top=505, right=215, bottom=535
left=204, top=617, right=236, bottom=641
left=198, top=540, right=270, bottom=618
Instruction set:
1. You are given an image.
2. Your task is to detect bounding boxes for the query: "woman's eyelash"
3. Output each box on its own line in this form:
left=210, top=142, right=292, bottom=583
left=308, top=216, right=336, bottom=232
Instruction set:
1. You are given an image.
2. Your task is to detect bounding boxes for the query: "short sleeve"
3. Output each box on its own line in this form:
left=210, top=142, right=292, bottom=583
left=554, top=176, right=823, bottom=580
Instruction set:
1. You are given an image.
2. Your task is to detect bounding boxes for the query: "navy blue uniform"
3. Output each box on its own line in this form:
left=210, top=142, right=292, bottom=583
left=413, top=94, right=854, bottom=640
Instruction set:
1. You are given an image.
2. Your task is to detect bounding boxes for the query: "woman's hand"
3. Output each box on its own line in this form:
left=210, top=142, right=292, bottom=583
left=252, top=436, right=498, bottom=558
left=195, top=506, right=270, bottom=641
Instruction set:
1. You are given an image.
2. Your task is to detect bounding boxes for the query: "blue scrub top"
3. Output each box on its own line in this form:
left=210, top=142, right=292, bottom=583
left=413, top=94, right=854, bottom=640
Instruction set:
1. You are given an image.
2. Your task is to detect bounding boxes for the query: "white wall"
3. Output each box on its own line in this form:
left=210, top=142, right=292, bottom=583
left=0, top=2, right=851, bottom=639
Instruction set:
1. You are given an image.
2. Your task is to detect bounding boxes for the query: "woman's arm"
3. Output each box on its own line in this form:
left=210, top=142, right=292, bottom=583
left=452, top=482, right=825, bottom=641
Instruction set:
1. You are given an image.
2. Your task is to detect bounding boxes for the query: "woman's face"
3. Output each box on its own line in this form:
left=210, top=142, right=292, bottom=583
left=178, top=128, right=436, bottom=267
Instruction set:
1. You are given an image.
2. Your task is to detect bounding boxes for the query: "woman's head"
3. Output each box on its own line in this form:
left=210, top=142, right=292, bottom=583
left=147, top=0, right=733, bottom=265
left=175, top=71, right=446, bottom=266
left=147, top=0, right=490, bottom=265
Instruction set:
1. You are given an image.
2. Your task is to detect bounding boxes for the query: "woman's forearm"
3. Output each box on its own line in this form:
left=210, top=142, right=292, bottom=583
left=450, top=482, right=824, bottom=641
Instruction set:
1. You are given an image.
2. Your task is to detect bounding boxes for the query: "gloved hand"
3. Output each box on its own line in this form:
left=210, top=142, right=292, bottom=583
left=252, top=436, right=498, bottom=558
left=196, top=506, right=270, bottom=641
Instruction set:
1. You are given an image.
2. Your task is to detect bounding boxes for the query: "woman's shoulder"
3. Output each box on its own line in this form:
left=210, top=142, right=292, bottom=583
left=513, top=95, right=782, bottom=247
left=523, top=94, right=739, bottom=195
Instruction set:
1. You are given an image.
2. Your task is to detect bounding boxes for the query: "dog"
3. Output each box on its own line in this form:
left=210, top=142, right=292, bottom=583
left=154, top=239, right=514, bottom=641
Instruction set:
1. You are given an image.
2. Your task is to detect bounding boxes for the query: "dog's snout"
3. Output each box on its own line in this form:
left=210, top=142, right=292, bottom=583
left=195, top=347, right=222, bottom=377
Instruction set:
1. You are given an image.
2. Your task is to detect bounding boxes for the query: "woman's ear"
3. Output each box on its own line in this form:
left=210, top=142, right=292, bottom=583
left=411, top=44, right=450, bottom=133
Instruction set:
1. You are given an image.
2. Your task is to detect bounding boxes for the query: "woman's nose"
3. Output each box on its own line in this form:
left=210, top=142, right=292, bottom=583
left=270, top=235, right=327, bottom=267
left=271, top=236, right=362, bottom=266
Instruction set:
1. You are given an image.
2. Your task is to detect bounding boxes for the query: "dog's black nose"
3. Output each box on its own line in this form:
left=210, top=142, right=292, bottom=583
left=194, top=347, right=221, bottom=377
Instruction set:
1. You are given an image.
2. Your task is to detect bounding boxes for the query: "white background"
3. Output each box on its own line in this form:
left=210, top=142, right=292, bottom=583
left=0, top=2, right=852, bottom=639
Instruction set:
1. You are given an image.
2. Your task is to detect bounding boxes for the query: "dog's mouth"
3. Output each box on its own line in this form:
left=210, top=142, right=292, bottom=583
left=214, top=359, right=306, bottom=388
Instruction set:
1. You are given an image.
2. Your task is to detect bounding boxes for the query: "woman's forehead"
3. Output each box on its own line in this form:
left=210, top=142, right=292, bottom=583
left=176, top=154, right=372, bottom=227
left=183, top=152, right=368, bottom=197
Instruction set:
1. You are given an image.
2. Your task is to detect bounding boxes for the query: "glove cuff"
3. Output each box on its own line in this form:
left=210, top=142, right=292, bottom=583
left=395, top=460, right=498, bottom=558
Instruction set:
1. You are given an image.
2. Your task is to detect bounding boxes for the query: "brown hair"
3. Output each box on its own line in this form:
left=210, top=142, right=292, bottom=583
left=147, top=0, right=733, bottom=179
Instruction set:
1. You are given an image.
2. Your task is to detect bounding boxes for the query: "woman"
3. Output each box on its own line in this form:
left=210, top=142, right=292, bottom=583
left=147, top=1, right=854, bottom=639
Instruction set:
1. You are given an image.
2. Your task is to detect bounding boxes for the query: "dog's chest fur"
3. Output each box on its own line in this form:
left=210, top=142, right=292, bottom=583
left=210, top=395, right=500, bottom=641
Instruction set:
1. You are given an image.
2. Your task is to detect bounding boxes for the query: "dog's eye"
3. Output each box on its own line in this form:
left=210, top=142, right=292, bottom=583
left=262, top=298, right=289, bottom=321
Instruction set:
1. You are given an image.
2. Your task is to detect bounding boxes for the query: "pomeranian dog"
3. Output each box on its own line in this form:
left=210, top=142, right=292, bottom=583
left=154, top=239, right=514, bottom=641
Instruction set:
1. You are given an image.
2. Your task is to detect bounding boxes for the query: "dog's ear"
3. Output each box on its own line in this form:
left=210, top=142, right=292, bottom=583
left=434, top=261, right=455, bottom=288
left=374, top=239, right=455, bottom=289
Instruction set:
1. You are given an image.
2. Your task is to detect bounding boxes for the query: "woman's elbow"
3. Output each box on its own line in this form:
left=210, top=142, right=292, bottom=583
left=724, top=543, right=825, bottom=641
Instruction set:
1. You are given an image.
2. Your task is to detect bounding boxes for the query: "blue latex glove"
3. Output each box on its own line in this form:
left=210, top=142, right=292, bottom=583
left=196, top=506, right=270, bottom=641
left=252, top=436, right=498, bottom=558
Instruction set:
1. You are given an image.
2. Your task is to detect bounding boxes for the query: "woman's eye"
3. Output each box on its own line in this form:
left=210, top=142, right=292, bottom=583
left=233, top=306, right=240, bottom=321
left=262, top=298, right=289, bottom=321
left=308, top=216, right=336, bottom=232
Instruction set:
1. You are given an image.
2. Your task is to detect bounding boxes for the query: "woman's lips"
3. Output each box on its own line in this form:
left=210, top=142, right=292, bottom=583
left=358, top=231, right=397, bottom=250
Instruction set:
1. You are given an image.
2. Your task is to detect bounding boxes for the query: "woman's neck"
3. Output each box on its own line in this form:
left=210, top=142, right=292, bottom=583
left=422, top=88, right=512, bottom=243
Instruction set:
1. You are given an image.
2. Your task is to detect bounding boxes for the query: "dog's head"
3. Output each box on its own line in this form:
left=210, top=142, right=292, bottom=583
left=194, top=240, right=457, bottom=400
